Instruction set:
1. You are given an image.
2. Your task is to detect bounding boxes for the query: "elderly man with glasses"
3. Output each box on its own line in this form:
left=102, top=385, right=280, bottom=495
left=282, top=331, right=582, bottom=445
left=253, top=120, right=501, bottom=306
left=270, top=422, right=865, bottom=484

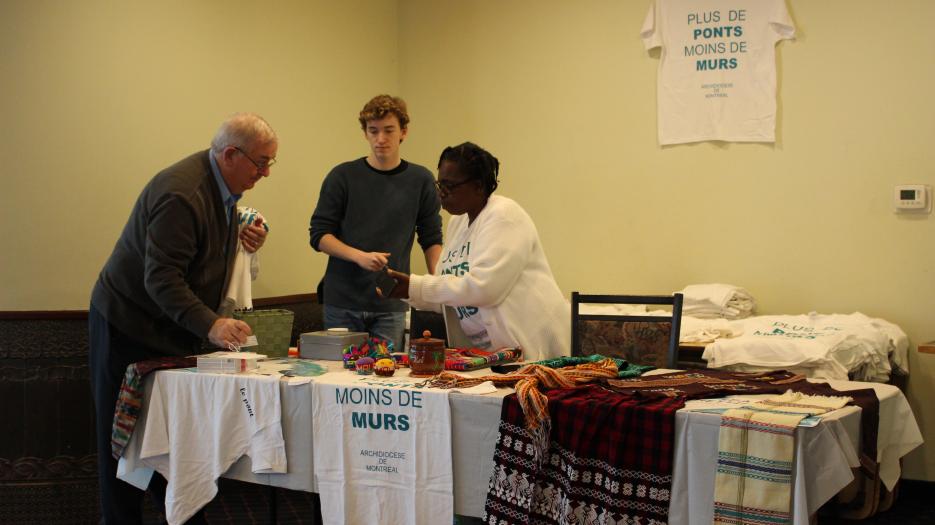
left=89, top=112, right=277, bottom=523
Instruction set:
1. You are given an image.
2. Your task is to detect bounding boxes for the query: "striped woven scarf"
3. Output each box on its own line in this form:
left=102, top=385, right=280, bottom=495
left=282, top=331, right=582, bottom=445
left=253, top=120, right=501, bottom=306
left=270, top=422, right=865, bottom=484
left=428, top=357, right=629, bottom=430
left=444, top=347, right=522, bottom=371
left=713, top=391, right=850, bottom=525
left=111, top=356, right=197, bottom=459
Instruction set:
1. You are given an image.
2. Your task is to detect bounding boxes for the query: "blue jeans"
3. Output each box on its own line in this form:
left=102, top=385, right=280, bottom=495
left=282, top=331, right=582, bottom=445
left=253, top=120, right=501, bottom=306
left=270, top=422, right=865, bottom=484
left=323, top=305, right=406, bottom=351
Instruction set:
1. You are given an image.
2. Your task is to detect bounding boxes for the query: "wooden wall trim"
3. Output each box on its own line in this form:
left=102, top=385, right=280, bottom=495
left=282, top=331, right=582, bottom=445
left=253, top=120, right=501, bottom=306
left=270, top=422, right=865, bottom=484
left=0, top=311, right=88, bottom=320
left=252, top=293, right=317, bottom=307
left=0, top=293, right=318, bottom=320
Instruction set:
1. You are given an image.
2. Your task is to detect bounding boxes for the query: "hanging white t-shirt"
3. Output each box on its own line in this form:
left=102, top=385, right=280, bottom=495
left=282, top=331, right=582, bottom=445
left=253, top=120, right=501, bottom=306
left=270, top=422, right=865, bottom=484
left=312, top=373, right=453, bottom=525
left=139, top=371, right=287, bottom=525
left=641, top=0, right=795, bottom=145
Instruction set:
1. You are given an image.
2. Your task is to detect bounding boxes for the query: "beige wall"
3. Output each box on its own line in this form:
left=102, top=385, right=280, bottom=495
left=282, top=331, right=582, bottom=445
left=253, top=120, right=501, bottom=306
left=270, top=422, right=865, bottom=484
left=0, top=0, right=400, bottom=308
left=3, top=0, right=934, bottom=480
left=398, top=0, right=935, bottom=480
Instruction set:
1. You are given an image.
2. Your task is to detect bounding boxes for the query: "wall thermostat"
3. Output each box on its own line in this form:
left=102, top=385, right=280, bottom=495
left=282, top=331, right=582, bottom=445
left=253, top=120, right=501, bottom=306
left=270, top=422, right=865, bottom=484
left=894, top=184, right=930, bottom=213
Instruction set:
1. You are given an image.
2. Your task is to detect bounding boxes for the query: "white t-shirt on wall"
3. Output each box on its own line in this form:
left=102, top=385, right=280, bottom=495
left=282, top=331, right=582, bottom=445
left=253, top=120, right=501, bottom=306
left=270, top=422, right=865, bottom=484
left=641, top=0, right=795, bottom=145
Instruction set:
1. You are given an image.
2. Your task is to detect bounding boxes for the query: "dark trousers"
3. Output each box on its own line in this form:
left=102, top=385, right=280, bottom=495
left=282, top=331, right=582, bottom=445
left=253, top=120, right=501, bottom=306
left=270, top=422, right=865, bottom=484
left=88, top=304, right=207, bottom=524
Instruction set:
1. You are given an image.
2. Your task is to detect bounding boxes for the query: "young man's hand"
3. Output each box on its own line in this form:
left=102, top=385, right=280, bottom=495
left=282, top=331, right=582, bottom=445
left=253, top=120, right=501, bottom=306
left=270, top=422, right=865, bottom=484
left=356, top=251, right=390, bottom=271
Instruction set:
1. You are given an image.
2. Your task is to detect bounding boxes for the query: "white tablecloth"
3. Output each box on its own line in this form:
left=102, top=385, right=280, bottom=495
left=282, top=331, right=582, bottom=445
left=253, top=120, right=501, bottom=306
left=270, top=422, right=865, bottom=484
left=118, top=363, right=923, bottom=523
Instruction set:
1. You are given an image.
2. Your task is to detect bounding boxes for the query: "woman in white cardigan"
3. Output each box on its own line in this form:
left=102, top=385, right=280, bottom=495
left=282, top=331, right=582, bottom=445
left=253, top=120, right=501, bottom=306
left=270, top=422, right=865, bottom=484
left=385, top=142, right=569, bottom=361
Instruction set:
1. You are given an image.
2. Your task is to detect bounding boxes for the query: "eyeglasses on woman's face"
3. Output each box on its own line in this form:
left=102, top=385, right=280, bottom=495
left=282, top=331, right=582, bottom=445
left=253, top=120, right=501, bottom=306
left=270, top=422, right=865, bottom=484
left=434, top=178, right=473, bottom=196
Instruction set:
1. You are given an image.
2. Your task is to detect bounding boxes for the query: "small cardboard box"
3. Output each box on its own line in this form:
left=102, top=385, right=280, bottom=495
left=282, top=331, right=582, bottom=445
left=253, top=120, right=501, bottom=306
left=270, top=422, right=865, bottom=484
left=196, top=351, right=264, bottom=374
left=300, top=329, right=368, bottom=360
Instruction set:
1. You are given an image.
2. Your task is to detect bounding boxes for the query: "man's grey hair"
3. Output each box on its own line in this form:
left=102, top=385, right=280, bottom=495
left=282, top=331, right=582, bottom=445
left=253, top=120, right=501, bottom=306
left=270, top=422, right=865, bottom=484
left=210, top=112, right=277, bottom=154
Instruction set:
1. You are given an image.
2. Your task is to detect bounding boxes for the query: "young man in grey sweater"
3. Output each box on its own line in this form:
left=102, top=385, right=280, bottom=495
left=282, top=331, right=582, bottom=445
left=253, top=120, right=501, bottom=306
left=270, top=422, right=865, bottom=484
left=309, top=95, right=442, bottom=348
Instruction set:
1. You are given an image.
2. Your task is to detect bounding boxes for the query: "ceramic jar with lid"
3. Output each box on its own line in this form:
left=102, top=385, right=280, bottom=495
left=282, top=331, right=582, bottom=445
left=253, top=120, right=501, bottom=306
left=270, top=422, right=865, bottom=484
left=408, top=330, right=445, bottom=377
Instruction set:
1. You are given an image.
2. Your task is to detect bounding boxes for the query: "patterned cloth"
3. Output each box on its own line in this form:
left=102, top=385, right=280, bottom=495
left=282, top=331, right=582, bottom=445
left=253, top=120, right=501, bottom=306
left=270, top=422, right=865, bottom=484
left=576, top=319, right=674, bottom=368
left=445, top=347, right=522, bottom=371
left=485, top=385, right=683, bottom=525
left=712, top=391, right=850, bottom=525
left=429, top=358, right=624, bottom=430
left=535, top=354, right=655, bottom=379
left=605, top=369, right=880, bottom=470
left=481, top=368, right=879, bottom=525
left=111, top=356, right=196, bottom=459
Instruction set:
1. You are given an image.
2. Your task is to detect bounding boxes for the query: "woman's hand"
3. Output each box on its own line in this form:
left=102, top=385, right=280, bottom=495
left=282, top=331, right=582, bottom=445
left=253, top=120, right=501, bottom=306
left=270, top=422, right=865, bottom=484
left=377, top=268, right=411, bottom=299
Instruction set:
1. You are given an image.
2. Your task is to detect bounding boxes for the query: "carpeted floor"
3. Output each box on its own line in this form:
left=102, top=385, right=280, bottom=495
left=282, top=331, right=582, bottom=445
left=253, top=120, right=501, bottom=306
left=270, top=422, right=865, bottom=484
left=141, top=478, right=317, bottom=524
left=135, top=478, right=935, bottom=524
left=819, top=479, right=935, bottom=525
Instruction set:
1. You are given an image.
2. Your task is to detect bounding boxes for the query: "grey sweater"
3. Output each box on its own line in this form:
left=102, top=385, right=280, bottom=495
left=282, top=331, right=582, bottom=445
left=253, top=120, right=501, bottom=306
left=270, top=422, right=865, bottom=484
left=310, top=158, right=442, bottom=312
left=91, top=150, right=237, bottom=356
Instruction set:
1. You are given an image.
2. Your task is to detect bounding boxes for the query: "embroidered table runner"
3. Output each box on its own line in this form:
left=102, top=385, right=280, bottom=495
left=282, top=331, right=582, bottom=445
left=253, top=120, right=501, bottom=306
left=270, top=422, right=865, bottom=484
left=606, top=369, right=880, bottom=470
left=485, top=384, right=684, bottom=524
left=713, top=391, right=850, bottom=525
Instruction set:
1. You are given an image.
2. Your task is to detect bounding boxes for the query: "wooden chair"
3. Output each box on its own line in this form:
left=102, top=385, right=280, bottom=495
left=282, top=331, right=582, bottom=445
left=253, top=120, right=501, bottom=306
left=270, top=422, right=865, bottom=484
left=410, top=307, right=448, bottom=346
left=571, top=292, right=684, bottom=369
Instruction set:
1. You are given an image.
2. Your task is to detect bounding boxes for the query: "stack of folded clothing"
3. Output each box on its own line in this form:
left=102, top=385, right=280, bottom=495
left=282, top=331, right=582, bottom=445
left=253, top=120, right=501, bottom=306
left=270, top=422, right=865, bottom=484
left=701, top=312, right=903, bottom=381
left=444, top=347, right=522, bottom=372
left=679, top=316, right=741, bottom=344
left=679, top=283, right=756, bottom=320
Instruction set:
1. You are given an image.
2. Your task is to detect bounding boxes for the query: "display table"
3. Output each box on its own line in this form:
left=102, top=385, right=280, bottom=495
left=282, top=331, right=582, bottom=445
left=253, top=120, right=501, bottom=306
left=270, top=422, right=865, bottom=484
left=118, top=362, right=922, bottom=524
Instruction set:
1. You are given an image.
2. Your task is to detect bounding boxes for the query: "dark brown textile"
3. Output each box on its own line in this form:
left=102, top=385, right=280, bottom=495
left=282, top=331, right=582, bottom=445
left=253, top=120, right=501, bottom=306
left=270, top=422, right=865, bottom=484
left=607, top=369, right=880, bottom=470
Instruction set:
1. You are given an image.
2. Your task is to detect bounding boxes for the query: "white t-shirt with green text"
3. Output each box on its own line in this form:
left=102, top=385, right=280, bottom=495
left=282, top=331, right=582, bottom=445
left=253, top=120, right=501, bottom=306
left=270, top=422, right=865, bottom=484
left=437, top=226, right=492, bottom=349
left=641, top=0, right=795, bottom=145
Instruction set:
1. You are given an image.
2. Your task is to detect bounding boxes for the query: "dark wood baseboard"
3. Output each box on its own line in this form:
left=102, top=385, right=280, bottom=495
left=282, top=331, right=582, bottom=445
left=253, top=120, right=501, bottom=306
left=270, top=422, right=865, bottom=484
left=253, top=293, right=317, bottom=307
left=0, top=310, right=89, bottom=320
left=0, top=293, right=319, bottom=320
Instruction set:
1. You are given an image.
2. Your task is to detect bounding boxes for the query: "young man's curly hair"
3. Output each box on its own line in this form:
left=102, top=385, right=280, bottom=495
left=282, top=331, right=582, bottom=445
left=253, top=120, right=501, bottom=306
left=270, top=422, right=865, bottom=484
left=358, top=94, right=410, bottom=130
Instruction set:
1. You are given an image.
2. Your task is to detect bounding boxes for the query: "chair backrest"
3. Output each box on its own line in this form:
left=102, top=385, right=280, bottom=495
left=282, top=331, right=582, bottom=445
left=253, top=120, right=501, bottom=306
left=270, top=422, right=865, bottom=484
left=410, top=307, right=448, bottom=347
left=570, top=292, right=684, bottom=369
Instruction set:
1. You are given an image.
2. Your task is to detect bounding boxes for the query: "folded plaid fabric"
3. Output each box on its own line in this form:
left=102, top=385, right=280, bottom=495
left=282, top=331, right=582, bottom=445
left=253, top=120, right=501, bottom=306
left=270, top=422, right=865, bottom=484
left=713, top=391, right=850, bottom=525
left=444, top=347, right=522, bottom=372
left=111, top=356, right=197, bottom=459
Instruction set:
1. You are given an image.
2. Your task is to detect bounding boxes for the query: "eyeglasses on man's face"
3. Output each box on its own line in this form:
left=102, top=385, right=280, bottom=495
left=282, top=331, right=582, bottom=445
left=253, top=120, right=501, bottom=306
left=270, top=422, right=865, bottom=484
left=235, top=146, right=276, bottom=170
left=434, top=178, right=473, bottom=196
